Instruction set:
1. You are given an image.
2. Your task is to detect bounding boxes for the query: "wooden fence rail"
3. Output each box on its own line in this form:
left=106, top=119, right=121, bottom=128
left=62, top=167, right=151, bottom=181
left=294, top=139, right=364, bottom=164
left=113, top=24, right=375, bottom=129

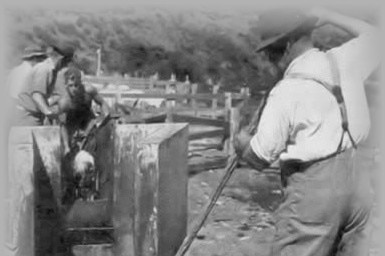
left=99, top=92, right=247, bottom=101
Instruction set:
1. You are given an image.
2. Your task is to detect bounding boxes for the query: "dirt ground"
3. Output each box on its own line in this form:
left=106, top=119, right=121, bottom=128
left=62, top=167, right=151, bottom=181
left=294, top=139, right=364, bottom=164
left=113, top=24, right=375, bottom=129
left=185, top=149, right=381, bottom=256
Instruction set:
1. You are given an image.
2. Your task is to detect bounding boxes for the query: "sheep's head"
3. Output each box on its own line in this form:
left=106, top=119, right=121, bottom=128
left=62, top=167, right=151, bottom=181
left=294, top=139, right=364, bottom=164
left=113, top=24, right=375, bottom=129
left=73, top=150, right=96, bottom=199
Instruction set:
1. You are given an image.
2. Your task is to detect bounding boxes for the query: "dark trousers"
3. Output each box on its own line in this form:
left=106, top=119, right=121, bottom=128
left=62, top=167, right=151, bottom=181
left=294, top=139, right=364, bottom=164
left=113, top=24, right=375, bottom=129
left=270, top=149, right=373, bottom=256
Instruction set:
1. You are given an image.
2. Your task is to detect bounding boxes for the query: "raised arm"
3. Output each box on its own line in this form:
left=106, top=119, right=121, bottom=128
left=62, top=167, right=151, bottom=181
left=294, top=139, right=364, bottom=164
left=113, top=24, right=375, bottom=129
left=57, top=97, right=71, bottom=155
left=311, top=7, right=380, bottom=82
left=311, top=7, right=376, bottom=37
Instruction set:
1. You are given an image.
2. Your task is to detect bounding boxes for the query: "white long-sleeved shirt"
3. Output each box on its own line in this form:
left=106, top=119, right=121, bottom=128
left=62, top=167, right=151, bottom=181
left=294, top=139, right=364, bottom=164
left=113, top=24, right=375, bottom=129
left=250, top=29, right=381, bottom=163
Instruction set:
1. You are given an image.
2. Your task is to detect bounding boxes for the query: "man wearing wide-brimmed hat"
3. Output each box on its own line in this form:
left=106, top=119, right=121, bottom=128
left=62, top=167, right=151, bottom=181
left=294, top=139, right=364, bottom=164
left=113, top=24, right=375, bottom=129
left=7, top=45, right=46, bottom=100
left=14, top=42, right=75, bottom=126
left=5, top=42, right=75, bottom=256
left=233, top=7, right=380, bottom=256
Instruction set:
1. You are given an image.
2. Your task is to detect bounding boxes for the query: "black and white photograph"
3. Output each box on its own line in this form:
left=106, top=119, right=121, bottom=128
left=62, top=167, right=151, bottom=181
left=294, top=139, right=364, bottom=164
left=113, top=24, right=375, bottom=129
left=1, top=1, right=383, bottom=256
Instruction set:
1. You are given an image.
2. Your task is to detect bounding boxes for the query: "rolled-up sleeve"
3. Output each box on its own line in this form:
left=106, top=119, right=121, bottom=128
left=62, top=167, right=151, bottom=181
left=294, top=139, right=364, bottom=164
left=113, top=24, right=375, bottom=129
left=249, top=83, right=291, bottom=163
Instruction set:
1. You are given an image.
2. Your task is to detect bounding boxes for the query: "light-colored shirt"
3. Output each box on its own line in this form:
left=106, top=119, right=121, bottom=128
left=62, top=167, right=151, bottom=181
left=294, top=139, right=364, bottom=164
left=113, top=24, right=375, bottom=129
left=18, top=58, right=56, bottom=113
left=250, top=29, right=381, bottom=163
left=7, top=61, right=34, bottom=99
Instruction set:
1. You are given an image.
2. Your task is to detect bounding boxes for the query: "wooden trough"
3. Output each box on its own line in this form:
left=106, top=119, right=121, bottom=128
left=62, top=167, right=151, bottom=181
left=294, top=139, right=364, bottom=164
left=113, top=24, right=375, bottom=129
left=7, top=122, right=189, bottom=256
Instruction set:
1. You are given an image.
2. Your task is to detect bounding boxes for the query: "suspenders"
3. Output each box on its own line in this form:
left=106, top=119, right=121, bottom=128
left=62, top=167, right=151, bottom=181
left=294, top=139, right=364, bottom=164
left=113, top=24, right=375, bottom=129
left=286, top=51, right=357, bottom=154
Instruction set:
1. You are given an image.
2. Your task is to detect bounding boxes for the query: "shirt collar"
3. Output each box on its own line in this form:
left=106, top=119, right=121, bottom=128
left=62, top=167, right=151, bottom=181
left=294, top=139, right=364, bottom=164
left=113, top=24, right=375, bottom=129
left=284, top=48, right=319, bottom=77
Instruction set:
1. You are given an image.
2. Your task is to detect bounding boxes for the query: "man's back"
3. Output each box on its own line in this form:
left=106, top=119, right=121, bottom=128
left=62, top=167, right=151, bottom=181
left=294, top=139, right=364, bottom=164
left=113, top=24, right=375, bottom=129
left=251, top=29, right=380, bottom=163
left=7, top=61, right=34, bottom=99
left=17, top=58, right=56, bottom=113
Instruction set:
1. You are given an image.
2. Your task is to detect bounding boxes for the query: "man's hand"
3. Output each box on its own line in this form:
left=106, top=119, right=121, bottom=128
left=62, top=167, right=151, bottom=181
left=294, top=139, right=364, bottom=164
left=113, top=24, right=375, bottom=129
left=233, top=128, right=253, bottom=157
left=64, top=143, right=71, bottom=156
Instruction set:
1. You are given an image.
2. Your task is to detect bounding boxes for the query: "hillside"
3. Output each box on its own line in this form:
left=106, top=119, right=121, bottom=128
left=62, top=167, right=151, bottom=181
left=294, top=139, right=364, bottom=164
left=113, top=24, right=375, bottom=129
left=4, top=6, right=378, bottom=92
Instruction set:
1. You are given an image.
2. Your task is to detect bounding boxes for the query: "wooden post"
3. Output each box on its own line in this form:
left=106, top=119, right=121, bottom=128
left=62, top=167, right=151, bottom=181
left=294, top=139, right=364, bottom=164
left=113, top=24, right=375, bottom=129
left=170, top=73, right=176, bottom=83
left=211, top=84, right=219, bottom=117
left=224, top=92, right=233, bottom=154
left=183, top=76, right=190, bottom=106
left=191, top=83, right=198, bottom=116
left=228, top=107, right=241, bottom=155
left=240, top=87, right=250, bottom=97
left=96, top=48, right=101, bottom=77
left=224, top=92, right=232, bottom=113
left=150, top=72, right=158, bottom=90
left=114, top=91, right=122, bottom=114
left=166, top=83, right=174, bottom=122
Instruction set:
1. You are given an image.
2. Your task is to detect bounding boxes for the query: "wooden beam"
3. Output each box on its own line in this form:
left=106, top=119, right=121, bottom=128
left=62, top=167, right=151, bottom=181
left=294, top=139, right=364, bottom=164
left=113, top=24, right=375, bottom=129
left=171, top=114, right=228, bottom=128
left=99, top=91, right=247, bottom=103
left=188, top=127, right=224, bottom=140
left=188, top=153, right=228, bottom=174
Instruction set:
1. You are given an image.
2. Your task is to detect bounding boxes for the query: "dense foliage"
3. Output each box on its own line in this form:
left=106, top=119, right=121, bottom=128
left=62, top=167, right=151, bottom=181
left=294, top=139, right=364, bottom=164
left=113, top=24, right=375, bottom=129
left=5, top=6, right=376, bottom=93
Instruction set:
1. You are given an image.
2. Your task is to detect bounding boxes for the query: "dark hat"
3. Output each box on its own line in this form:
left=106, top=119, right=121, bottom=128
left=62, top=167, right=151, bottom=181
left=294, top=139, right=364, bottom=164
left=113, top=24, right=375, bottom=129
left=51, top=44, right=75, bottom=59
left=255, top=9, right=319, bottom=52
left=22, top=45, right=46, bottom=59
left=44, top=39, right=75, bottom=59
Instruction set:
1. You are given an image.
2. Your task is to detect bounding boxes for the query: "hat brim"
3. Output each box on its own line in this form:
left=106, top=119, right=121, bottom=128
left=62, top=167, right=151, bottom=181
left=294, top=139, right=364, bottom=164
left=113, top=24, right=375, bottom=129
left=22, top=53, right=47, bottom=59
left=255, top=33, right=289, bottom=52
left=255, top=16, right=319, bottom=52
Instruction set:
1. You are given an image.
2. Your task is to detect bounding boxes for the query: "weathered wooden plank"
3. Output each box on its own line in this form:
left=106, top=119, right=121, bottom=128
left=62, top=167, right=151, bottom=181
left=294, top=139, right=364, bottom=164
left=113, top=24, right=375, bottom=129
left=143, top=113, right=167, bottom=123
left=134, top=143, right=159, bottom=255
left=84, top=76, right=152, bottom=88
left=113, top=126, right=141, bottom=256
left=188, top=126, right=224, bottom=140
left=32, top=128, right=62, bottom=206
left=7, top=127, right=63, bottom=256
left=188, top=153, right=228, bottom=174
left=94, top=120, right=116, bottom=200
left=113, top=123, right=188, bottom=256
left=99, top=92, right=246, bottom=101
left=7, top=140, right=35, bottom=256
left=157, top=125, right=188, bottom=256
left=32, top=128, right=63, bottom=256
left=72, top=244, right=114, bottom=256
left=171, top=114, right=228, bottom=128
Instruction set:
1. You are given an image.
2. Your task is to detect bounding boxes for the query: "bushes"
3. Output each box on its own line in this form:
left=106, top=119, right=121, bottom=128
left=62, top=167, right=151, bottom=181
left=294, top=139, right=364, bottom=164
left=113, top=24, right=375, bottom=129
left=10, top=8, right=366, bottom=94
left=56, top=22, right=80, bottom=36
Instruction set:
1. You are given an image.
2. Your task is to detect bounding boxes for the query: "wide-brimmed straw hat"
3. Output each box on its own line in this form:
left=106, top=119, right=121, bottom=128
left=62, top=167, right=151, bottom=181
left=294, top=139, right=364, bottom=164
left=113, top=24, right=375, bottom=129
left=22, top=45, right=46, bottom=59
left=255, top=9, right=319, bottom=52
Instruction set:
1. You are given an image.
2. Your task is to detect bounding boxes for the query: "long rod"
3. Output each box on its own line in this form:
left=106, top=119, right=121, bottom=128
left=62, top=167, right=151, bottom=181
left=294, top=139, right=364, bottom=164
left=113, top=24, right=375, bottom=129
left=175, top=154, right=239, bottom=256
left=175, top=91, right=268, bottom=256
